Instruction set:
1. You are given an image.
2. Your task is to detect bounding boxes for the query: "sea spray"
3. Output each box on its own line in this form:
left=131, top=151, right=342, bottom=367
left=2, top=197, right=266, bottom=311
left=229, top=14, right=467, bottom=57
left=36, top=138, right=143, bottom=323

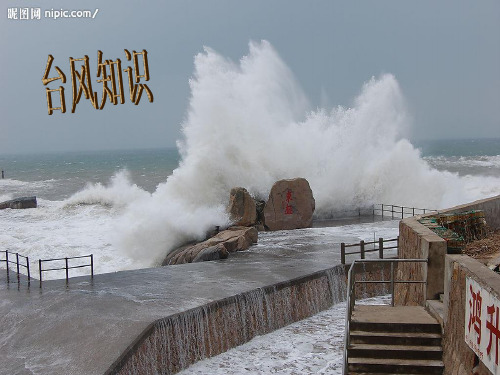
left=64, top=170, right=150, bottom=208
left=110, top=40, right=500, bottom=263
left=0, top=194, right=12, bottom=203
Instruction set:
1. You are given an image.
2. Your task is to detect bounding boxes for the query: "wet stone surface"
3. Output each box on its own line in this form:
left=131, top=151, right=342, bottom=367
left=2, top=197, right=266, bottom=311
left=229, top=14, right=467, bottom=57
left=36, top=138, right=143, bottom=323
left=0, top=217, right=398, bottom=375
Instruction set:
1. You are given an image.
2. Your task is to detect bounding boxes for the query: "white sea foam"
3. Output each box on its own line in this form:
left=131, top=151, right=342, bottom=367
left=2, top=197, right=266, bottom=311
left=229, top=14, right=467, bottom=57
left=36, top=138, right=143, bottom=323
left=425, top=155, right=500, bottom=169
left=0, top=194, right=12, bottom=202
left=0, top=196, right=148, bottom=280
left=111, top=40, right=500, bottom=263
left=0, top=178, right=57, bottom=199
left=179, top=295, right=390, bottom=375
left=64, top=170, right=150, bottom=208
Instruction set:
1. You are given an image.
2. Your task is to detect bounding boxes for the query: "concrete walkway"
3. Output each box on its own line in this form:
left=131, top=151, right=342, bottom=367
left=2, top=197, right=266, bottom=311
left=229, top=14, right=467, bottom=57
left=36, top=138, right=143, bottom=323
left=0, top=217, right=396, bottom=375
left=0, top=233, right=355, bottom=375
left=352, top=305, right=439, bottom=325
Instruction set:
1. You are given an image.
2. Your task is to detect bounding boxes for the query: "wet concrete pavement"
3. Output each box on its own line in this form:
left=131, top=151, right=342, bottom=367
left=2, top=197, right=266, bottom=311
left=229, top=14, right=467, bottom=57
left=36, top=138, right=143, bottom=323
left=0, top=217, right=397, bottom=375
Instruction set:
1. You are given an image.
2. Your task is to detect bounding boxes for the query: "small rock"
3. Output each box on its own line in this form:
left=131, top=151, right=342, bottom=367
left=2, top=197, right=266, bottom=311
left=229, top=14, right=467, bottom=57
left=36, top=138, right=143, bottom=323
left=163, top=226, right=258, bottom=265
left=228, top=187, right=257, bottom=226
left=192, top=243, right=229, bottom=262
left=0, top=197, right=37, bottom=210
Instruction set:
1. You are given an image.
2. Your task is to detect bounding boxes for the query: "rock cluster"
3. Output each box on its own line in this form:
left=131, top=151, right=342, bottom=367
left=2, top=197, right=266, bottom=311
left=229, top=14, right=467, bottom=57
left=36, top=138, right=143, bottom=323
left=0, top=196, right=37, bottom=210
left=163, top=177, right=315, bottom=266
left=228, top=187, right=257, bottom=226
left=227, top=178, right=315, bottom=231
left=163, top=226, right=258, bottom=265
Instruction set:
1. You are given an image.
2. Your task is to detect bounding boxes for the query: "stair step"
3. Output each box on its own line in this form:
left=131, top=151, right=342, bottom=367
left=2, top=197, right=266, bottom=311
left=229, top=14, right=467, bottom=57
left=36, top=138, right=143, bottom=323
left=348, top=357, right=444, bottom=374
left=348, top=343, right=442, bottom=360
left=350, top=330, right=441, bottom=346
left=350, top=321, right=441, bottom=334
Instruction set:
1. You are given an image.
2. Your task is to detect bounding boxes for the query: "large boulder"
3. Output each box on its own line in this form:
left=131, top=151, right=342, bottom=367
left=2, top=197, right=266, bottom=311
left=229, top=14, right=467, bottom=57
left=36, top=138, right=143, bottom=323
left=228, top=187, right=257, bottom=226
left=163, top=226, right=258, bottom=265
left=263, top=178, right=315, bottom=231
left=0, top=196, right=37, bottom=210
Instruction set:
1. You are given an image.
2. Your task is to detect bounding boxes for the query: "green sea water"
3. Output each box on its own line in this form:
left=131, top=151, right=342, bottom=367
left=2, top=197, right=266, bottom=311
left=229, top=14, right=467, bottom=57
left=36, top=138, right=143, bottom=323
left=0, top=148, right=180, bottom=200
left=0, top=138, right=499, bottom=201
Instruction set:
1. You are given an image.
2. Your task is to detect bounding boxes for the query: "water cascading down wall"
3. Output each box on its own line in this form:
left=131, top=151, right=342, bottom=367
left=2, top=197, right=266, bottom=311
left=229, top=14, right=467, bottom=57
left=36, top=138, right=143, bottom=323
left=105, top=265, right=346, bottom=375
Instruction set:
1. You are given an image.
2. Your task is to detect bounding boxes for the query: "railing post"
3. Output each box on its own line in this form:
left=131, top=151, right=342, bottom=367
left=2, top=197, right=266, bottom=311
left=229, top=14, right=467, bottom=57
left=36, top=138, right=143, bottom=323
left=5, top=251, right=9, bottom=283
left=391, top=205, right=394, bottom=219
left=341, top=243, right=346, bottom=264
left=381, top=204, right=384, bottom=218
left=412, top=207, right=415, bottom=216
left=39, top=259, right=42, bottom=288
left=65, top=257, right=69, bottom=283
left=401, top=206, right=404, bottom=219
left=360, top=240, right=365, bottom=259
left=90, top=254, right=94, bottom=278
left=16, top=253, right=20, bottom=282
left=350, top=264, right=356, bottom=313
left=27, top=259, right=30, bottom=284
left=390, top=261, right=395, bottom=306
left=379, top=238, right=384, bottom=259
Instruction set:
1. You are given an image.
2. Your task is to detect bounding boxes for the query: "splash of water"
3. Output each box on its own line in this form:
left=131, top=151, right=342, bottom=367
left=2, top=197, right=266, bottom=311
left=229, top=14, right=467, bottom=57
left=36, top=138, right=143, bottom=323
left=64, top=170, right=150, bottom=208
left=104, top=40, right=499, bottom=263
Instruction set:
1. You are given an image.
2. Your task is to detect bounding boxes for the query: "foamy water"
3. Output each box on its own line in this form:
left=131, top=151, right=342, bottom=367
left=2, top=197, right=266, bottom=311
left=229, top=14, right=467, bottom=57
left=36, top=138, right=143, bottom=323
left=178, top=295, right=390, bottom=375
left=114, top=41, right=500, bottom=264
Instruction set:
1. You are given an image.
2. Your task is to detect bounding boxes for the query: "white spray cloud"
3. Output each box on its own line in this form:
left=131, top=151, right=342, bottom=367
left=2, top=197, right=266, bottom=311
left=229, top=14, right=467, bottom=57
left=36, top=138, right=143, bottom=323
left=108, top=40, right=500, bottom=264
left=64, top=170, right=150, bottom=209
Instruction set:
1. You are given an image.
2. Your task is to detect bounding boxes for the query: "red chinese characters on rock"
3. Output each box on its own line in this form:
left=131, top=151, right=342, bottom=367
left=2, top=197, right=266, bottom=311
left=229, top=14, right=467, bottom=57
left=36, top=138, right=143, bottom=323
left=42, top=49, right=154, bottom=115
left=284, top=189, right=293, bottom=215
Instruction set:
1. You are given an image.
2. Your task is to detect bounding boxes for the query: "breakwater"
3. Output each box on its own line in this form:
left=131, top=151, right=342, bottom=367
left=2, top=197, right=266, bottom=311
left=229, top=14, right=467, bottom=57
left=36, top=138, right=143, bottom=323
left=108, top=266, right=346, bottom=375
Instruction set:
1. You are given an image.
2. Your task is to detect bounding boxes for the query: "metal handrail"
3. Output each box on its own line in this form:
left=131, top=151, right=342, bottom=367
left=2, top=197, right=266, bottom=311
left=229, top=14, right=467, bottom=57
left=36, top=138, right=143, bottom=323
left=373, top=203, right=438, bottom=219
left=39, top=254, right=93, bottom=287
left=342, top=258, right=428, bottom=375
left=0, top=250, right=30, bottom=284
left=341, top=237, right=399, bottom=264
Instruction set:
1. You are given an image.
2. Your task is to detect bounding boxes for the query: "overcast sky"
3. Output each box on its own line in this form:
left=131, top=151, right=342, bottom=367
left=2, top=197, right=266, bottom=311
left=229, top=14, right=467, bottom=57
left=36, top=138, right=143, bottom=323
left=1, top=0, right=499, bottom=154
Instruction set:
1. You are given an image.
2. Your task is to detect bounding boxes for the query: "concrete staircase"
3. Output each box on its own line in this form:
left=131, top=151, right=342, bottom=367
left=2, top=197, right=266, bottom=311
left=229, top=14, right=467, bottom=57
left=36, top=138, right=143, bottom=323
left=346, top=305, right=444, bottom=374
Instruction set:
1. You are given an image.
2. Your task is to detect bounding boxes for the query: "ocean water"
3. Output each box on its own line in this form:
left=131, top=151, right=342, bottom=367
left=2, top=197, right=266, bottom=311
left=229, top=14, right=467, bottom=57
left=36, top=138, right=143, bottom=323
left=178, top=295, right=391, bottom=375
left=0, top=138, right=499, bottom=279
left=1, top=41, right=500, bottom=279
left=0, top=139, right=500, bottom=278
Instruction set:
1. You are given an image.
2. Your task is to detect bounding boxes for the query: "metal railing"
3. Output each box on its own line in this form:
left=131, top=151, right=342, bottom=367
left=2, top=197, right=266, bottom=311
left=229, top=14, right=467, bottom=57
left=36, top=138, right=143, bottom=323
left=0, top=250, right=30, bottom=284
left=341, top=237, right=398, bottom=264
left=342, top=259, right=428, bottom=375
left=373, top=204, right=438, bottom=219
left=39, top=254, right=93, bottom=287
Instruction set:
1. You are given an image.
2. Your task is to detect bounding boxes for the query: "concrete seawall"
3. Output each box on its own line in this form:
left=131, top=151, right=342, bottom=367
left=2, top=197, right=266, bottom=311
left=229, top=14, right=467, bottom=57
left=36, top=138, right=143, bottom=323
left=395, top=194, right=500, bottom=306
left=108, top=266, right=346, bottom=374
left=0, top=227, right=366, bottom=375
left=393, top=194, right=500, bottom=375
